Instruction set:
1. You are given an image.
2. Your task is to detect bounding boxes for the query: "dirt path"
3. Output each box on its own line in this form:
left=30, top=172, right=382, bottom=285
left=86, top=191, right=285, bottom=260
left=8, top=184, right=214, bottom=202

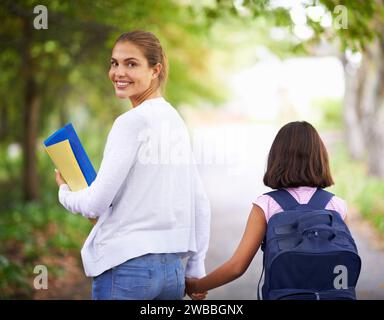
left=348, top=208, right=384, bottom=299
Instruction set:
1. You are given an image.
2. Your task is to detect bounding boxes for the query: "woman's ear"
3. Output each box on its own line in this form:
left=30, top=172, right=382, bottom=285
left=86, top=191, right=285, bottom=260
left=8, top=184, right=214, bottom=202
left=152, top=63, right=162, bottom=79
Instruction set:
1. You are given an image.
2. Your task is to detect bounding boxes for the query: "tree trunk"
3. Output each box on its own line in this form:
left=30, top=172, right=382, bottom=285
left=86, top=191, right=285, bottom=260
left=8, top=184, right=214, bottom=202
left=342, top=55, right=366, bottom=160
left=346, top=36, right=384, bottom=178
left=364, top=36, right=384, bottom=178
left=23, top=78, right=40, bottom=201
left=21, top=19, right=40, bottom=202
left=58, top=84, right=70, bottom=127
left=0, top=104, right=8, bottom=142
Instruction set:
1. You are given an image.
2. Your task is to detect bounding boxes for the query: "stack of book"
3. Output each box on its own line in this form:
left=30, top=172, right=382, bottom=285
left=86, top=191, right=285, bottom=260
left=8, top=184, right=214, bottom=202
left=44, top=123, right=96, bottom=191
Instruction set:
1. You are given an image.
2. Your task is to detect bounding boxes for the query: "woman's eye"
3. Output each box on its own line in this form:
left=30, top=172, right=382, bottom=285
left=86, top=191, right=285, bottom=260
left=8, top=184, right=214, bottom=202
left=111, top=61, right=118, bottom=67
left=127, top=62, right=136, bottom=68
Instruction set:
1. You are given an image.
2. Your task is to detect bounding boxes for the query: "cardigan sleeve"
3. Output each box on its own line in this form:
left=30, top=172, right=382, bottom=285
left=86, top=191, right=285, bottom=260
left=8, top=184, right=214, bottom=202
left=185, top=165, right=211, bottom=279
left=58, top=112, right=146, bottom=218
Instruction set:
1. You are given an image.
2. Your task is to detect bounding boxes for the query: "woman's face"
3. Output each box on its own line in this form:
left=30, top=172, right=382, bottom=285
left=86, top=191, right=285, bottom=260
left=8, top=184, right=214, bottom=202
left=109, top=41, right=157, bottom=99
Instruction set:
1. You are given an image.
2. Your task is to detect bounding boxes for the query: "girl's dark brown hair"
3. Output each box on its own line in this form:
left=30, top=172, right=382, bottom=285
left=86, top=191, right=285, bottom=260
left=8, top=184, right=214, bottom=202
left=115, top=30, right=168, bottom=90
left=263, top=121, right=334, bottom=189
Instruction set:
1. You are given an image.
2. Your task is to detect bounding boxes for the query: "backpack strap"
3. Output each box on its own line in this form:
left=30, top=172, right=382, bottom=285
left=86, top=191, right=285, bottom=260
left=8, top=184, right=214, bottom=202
left=257, top=263, right=265, bottom=300
left=264, top=189, right=299, bottom=210
left=266, top=188, right=334, bottom=210
left=307, top=188, right=334, bottom=210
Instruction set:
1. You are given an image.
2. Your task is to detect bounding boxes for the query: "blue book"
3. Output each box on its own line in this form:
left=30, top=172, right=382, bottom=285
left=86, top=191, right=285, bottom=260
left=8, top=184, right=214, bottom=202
left=44, top=123, right=97, bottom=190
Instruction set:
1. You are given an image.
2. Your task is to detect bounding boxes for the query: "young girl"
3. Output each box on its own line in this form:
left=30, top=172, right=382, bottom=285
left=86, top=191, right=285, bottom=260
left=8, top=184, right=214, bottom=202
left=55, top=30, right=210, bottom=300
left=185, top=121, right=348, bottom=299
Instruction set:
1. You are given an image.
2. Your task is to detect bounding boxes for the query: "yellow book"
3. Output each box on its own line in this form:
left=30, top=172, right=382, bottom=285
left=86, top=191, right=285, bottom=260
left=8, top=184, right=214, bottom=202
left=45, top=139, right=88, bottom=191
left=44, top=123, right=97, bottom=191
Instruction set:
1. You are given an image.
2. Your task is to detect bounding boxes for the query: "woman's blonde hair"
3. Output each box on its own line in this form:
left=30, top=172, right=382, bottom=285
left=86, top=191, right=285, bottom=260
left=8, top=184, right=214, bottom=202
left=115, top=30, right=168, bottom=90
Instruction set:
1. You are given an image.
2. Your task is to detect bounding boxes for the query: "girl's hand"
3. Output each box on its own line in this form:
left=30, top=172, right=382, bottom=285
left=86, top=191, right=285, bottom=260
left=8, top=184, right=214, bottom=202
left=185, top=277, right=207, bottom=300
left=55, top=169, right=66, bottom=187
left=190, top=292, right=207, bottom=300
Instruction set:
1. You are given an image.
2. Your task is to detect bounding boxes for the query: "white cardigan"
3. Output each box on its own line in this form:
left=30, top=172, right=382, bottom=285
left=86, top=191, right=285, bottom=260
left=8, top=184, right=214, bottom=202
left=58, top=97, right=211, bottom=278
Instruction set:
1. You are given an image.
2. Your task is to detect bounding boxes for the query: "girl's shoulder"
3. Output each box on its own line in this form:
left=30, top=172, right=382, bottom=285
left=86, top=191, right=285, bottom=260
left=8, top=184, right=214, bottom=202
left=252, top=193, right=283, bottom=222
left=252, top=188, right=348, bottom=221
left=326, top=194, right=348, bottom=220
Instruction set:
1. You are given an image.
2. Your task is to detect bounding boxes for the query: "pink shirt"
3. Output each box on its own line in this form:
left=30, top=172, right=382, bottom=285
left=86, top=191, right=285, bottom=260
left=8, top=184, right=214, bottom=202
left=253, top=186, right=347, bottom=222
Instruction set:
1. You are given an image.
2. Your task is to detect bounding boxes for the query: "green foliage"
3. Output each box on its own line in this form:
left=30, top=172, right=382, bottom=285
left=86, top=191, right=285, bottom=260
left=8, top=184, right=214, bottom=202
left=310, top=97, right=343, bottom=129
left=0, top=255, right=34, bottom=299
left=0, top=0, right=232, bottom=144
left=330, top=143, right=384, bottom=234
left=0, top=198, right=91, bottom=298
left=319, top=0, right=380, bottom=51
left=0, top=149, right=92, bottom=298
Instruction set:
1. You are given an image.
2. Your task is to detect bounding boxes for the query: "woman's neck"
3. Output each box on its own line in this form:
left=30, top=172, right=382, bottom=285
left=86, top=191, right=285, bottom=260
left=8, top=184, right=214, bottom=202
left=130, top=87, right=162, bottom=108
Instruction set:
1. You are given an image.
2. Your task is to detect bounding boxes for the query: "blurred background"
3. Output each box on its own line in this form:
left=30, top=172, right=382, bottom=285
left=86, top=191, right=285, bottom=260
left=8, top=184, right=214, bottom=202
left=0, top=0, right=384, bottom=299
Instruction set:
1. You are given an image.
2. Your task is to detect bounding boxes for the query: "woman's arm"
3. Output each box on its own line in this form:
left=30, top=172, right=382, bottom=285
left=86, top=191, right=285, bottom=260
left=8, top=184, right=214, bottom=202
left=186, top=204, right=266, bottom=294
left=55, top=169, right=97, bottom=224
left=58, top=112, right=146, bottom=218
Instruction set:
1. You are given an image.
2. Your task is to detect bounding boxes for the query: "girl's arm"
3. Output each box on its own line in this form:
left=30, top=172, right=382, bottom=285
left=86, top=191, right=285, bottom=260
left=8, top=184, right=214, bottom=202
left=344, top=214, right=349, bottom=226
left=186, top=204, right=266, bottom=294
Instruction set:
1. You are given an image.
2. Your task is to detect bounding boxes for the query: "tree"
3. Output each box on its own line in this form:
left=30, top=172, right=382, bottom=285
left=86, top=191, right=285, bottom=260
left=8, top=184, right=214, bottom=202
left=319, top=0, right=384, bottom=178
left=1, top=0, right=116, bottom=201
left=231, top=0, right=384, bottom=178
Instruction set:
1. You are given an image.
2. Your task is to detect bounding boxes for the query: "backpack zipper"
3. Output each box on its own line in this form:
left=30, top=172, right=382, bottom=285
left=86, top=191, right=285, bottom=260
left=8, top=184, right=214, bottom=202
left=266, top=229, right=356, bottom=248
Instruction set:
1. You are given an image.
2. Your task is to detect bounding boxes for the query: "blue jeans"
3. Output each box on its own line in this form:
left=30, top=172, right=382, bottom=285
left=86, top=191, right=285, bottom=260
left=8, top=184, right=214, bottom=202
left=92, top=253, right=185, bottom=300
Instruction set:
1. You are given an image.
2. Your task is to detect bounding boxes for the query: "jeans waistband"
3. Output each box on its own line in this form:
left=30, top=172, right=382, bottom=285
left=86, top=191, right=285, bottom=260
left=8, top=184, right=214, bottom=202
left=133, top=252, right=181, bottom=264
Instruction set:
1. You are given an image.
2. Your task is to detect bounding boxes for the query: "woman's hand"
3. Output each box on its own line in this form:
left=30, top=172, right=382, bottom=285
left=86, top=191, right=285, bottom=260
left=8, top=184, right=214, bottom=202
left=185, top=277, right=207, bottom=300
left=55, top=169, right=98, bottom=225
left=55, top=169, right=66, bottom=187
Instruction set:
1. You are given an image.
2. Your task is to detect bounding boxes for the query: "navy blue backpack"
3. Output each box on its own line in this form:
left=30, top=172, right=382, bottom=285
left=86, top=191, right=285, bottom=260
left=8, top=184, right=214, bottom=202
left=258, top=188, right=361, bottom=300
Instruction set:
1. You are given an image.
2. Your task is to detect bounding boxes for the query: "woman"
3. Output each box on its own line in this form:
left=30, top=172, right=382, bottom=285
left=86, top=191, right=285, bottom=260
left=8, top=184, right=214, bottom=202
left=55, top=30, right=210, bottom=300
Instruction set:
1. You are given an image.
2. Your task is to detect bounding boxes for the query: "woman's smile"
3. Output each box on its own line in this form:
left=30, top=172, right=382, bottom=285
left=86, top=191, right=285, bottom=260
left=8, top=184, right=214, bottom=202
left=114, top=80, right=134, bottom=90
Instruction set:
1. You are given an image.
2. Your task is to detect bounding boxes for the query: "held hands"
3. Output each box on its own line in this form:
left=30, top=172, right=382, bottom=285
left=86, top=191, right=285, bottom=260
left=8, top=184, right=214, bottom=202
left=185, top=277, right=207, bottom=300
